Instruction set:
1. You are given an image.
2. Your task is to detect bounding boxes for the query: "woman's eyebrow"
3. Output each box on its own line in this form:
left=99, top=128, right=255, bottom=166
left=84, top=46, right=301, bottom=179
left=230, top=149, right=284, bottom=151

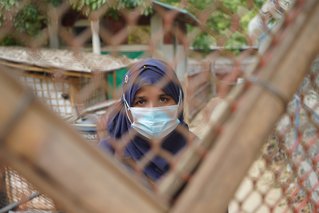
left=159, top=94, right=171, bottom=97
left=134, top=96, right=146, bottom=100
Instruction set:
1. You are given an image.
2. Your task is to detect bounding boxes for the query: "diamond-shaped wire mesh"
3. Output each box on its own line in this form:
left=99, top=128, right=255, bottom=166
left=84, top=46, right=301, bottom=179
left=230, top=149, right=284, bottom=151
left=0, top=0, right=318, bottom=212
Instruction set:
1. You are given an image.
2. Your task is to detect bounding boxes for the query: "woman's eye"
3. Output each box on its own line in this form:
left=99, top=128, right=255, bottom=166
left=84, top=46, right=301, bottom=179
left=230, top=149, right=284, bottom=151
left=160, top=97, right=169, bottom=103
left=134, top=99, right=146, bottom=106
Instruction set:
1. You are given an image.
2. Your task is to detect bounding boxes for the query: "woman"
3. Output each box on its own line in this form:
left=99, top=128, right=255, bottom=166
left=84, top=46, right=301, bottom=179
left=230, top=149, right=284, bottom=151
left=98, top=58, right=196, bottom=182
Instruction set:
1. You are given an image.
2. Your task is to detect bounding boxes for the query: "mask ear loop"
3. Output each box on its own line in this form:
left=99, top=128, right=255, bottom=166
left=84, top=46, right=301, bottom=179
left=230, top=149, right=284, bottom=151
left=122, top=95, right=133, bottom=124
left=176, top=89, right=183, bottom=119
left=177, top=89, right=182, bottom=106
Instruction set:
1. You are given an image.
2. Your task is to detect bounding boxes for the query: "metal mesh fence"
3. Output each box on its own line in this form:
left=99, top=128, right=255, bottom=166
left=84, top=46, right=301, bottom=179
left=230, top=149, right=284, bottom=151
left=0, top=0, right=318, bottom=212
left=2, top=168, right=55, bottom=212
left=229, top=61, right=319, bottom=212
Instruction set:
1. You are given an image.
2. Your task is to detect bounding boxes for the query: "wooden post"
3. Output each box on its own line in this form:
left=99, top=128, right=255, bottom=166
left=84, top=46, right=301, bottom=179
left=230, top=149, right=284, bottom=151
left=0, top=70, right=166, bottom=213
left=151, top=14, right=164, bottom=56
left=171, top=1, right=319, bottom=212
left=48, top=5, right=60, bottom=49
left=91, top=19, right=101, bottom=55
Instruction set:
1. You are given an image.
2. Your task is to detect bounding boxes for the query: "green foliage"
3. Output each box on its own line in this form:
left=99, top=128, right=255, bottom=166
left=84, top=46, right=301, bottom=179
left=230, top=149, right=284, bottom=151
left=69, top=0, right=152, bottom=15
left=0, top=0, right=267, bottom=50
left=156, top=0, right=180, bottom=7
left=186, top=0, right=266, bottom=51
left=240, top=9, right=258, bottom=32
left=117, top=0, right=153, bottom=15
left=14, top=4, right=44, bottom=36
left=0, top=1, right=46, bottom=37
left=118, top=0, right=145, bottom=9
left=0, top=36, right=19, bottom=45
left=208, top=11, right=231, bottom=34
left=192, top=33, right=216, bottom=52
left=225, top=31, right=247, bottom=50
left=0, top=0, right=19, bottom=10
left=105, top=8, right=121, bottom=20
left=223, top=0, right=246, bottom=12
left=254, top=0, right=266, bottom=8
left=0, top=0, right=19, bottom=27
left=69, top=0, right=106, bottom=12
left=128, top=26, right=150, bottom=44
left=46, top=0, right=62, bottom=7
left=0, top=0, right=154, bottom=45
left=187, top=0, right=214, bottom=10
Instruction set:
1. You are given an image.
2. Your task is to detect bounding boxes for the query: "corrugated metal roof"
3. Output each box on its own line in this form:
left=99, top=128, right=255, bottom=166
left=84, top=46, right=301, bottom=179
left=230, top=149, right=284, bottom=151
left=0, top=47, right=134, bottom=73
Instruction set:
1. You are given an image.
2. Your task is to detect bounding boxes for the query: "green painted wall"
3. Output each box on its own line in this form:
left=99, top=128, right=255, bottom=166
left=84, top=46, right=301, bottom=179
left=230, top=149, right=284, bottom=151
left=101, top=51, right=144, bottom=98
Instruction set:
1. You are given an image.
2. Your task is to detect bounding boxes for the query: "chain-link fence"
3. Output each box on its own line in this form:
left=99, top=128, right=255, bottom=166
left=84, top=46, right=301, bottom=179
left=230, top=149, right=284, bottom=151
left=0, top=0, right=318, bottom=212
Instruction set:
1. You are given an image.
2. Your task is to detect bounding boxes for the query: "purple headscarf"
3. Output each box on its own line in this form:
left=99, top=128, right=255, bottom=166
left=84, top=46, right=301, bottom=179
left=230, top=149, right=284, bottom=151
left=99, top=58, right=188, bottom=180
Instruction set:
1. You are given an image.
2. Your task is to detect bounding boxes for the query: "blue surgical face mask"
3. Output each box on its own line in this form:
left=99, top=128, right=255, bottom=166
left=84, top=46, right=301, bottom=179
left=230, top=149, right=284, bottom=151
left=123, top=91, right=181, bottom=139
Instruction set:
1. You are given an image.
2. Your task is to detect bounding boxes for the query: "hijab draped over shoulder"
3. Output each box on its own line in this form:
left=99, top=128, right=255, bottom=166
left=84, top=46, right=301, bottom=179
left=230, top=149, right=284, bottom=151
left=99, top=58, right=190, bottom=180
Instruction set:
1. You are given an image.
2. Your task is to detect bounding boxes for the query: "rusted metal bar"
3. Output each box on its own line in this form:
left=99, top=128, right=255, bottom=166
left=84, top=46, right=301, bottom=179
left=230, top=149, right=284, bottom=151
left=0, top=192, right=40, bottom=213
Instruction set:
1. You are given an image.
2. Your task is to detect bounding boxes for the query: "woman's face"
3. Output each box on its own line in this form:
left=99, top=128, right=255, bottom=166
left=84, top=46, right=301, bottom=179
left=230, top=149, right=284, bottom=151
left=133, top=85, right=176, bottom=107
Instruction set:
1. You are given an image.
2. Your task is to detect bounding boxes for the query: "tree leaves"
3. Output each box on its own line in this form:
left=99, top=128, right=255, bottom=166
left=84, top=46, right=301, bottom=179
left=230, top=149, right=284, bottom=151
left=14, top=4, right=43, bottom=36
left=187, top=0, right=265, bottom=50
left=0, top=0, right=266, bottom=50
left=0, top=0, right=19, bottom=10
left=192, top=33, right=216, bottom=52
left=69, top=0, right=152, bottom=15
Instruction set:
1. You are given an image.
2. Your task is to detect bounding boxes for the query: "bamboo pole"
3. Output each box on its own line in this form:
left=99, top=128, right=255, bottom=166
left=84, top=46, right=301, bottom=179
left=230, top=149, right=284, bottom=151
left=0, top=70, right=166, bottom=213
left=171, top=1, right=319, bottom=213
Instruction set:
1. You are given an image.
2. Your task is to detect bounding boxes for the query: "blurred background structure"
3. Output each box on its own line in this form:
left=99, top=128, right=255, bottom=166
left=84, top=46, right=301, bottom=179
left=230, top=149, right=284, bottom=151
left=0, top=0, right=319, bottom=212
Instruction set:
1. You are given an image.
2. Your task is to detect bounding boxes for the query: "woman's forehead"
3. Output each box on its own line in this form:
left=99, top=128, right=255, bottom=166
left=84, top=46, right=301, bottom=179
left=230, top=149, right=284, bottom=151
left=135, top=85, right=167, bottom=96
